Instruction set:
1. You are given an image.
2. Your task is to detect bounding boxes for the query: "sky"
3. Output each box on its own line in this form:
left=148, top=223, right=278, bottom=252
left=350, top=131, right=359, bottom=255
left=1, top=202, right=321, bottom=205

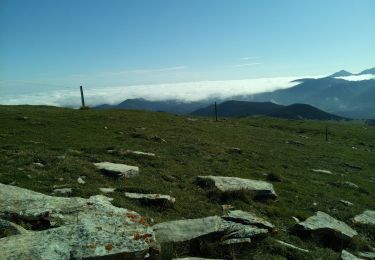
left=0, top=0, right=374, bottom=106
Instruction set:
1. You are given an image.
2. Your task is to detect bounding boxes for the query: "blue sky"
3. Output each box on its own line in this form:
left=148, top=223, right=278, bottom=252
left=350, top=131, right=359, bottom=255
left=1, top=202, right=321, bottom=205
left=0, top=0, right=374, bottom=105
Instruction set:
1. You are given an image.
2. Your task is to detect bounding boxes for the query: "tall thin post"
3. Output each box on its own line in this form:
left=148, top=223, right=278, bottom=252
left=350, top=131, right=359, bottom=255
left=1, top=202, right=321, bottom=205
left=214, top=102, right=218, bottom=122
left=80, top=86, right=85, bottom=108
left=325, top=126, right=328, bottom=142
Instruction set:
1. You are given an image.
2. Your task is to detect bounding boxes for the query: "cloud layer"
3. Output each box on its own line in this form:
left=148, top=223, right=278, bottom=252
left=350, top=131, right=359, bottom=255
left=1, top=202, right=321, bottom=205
left=0, top=76, right=312, bottom=107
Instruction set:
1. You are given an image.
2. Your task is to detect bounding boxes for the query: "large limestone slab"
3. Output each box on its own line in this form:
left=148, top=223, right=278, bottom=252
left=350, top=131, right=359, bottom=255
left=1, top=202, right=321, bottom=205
left=222, top=210, right=274, bottom=230
left=353, top=210, right=375, bottom=225
left=197, top=175, right=277, bottom=199
left=94, top=162, right=139, bottom=178
left=0, top=183, right=155, bottom=259
left=153, top=216, right=268, bottom=244
left=295, top=211, right=357, bottom=249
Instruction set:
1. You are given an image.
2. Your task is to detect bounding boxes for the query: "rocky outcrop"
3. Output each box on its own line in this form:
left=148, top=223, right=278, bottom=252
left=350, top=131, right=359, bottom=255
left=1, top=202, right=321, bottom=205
left=94, top=162, right=139, bottom=178
left=196, top=176, right=277, bottom=199
left=0, top=183, right=155, bottom=259
left=353, top=210, right=375, bottom=225
left=294, top=211, right=357, bottom=250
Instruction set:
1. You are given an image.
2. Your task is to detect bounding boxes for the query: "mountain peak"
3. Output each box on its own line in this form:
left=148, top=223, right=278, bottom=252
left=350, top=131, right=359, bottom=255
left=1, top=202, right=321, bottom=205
left=329, top=70, right=353, bottom=78
left=357, top=67, right=375, bottom=75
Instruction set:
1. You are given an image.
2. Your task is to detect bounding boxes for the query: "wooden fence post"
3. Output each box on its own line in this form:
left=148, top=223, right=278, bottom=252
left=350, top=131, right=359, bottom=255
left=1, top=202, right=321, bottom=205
left=80, top=86, right=85, bottom=108
left=214, top=102, right=218, bottom=122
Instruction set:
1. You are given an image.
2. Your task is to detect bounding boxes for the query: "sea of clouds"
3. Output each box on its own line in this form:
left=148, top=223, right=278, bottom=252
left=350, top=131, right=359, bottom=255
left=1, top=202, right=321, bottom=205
left=0, top=75, right=345, bottom=107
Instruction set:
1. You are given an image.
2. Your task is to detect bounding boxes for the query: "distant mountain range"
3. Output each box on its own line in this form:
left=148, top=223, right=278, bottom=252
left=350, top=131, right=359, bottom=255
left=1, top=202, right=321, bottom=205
left=95, top=98, right=209, bottom=115
left=191, top=101, right=345, bottom=120
left=94, top=67, right=375, bottom=119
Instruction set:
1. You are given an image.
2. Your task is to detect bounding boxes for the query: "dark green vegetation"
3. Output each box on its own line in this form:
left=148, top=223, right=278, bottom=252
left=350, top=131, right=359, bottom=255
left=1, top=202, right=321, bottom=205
left=1, top=105, right=374, bottom=259
left=191, top=101, right=345, bottom=120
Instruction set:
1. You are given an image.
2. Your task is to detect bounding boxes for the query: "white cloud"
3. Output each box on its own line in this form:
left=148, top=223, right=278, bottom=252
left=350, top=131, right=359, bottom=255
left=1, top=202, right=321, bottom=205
left=0, top=76, right=316, bottom=107
left=231, top=63, right=262, bottom=68
left=335, top=74, right=375, bottom=81
left=240, top=57, right=259, bottom=61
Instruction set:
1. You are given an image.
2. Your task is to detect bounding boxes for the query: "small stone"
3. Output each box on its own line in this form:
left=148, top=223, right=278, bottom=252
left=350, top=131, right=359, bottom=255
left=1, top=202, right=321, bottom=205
left=32, top=162, right=44, bottom=167
left=124, top=192, right=175, bottom=207
left=52, top=188, right=73, bottom=195
left=312, top=169, right=333, bottom=175
left=77, top=177, right=85, bottom=184
left=27, top=175, right=32, bottom=179
left=358, top=251, right=375, bottom=259
left=341, top=250, right=363, bottom=260
left=94, top=162, right=139, bottom=178
left=99, top=188, right=116, bottom=193
left=274, top=239, right=309, bottom=253
left=343, top=181, right=359, bottom=189
left=292, top=216, right=300, bottom=223
left=226, top=147, right=242, bottom=154
left=353, top=210, right=375, bottom=225
left=124, top=150, right=155, bottom=157
left=150, top=135, right=166, bottom=143
left=340, top=200, right=354, bottom=206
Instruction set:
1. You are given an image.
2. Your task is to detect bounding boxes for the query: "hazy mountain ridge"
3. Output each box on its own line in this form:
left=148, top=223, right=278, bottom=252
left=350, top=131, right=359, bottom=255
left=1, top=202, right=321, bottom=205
left=191, top=101, right=345, bottom=120
left=94, top=67, right=375, bottom=119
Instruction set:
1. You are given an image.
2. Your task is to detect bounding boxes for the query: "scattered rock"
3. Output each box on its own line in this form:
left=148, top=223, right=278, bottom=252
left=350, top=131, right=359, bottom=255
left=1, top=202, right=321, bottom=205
left=125, top=150, right=156, bottom=157
left=32, top=162, right=44, bottom=167
left=274, top=239, right=309, bottom=253
left=99, top=188, right=116, bottom=194
left=226, top=147, right=242, bottom=154
left=292, top=216, right=300, bottom=223
left=94, top=162, right=139, bottom=178
left=77, top=177, right=85, bottom=184
left=0, top=183, right=155, bottom=259
left=222, top=210, right=274, bottom=230
left=150, top=135, right=166, bottom=143
left=186, top=118, right=198, bottom=122
left=358, top=252, right=375, bottom=259
left=294, top=211, right=358, bottom=250
left=197, top=175, right=277, bottom=200
left=353, top=210, right=375, bottom=225
left=52, top=188, right=73, bottom=195
left=221, top=237, right=251, bottom=245
left=56, top=155, right=66, bottom=160
left=124, top=192, right=175, bottom=207
left=341, top=250, right=363, bottom=260
left=343, top=181, right=359, bottom=189
left=340, top=200, right=354, bottom=206
left=221, top=204, right=234, bottom=212
left=312, top=169, right=333, bottom=175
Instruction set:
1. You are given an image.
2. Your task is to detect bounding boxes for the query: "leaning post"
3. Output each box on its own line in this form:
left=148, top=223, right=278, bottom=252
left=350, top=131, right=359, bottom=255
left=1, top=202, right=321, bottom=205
left=214, top=102, right=218, bottom=122
left=80, top=86, right=86, bottom=108
left=325, top=126, right=328, bottom=142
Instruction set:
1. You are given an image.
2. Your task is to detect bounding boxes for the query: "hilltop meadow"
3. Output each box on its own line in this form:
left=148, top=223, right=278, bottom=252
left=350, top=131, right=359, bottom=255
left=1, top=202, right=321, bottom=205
left=0, top=105, right=374, bottom=259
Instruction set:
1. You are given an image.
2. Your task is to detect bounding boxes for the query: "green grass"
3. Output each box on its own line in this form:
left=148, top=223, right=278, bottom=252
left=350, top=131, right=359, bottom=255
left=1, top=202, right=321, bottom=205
left=0, top=105, right=374, bottom=259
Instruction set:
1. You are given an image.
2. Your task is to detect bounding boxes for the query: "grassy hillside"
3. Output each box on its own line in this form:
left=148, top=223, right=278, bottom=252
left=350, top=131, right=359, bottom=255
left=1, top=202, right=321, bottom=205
left=0, top=105, right=374, bottom=259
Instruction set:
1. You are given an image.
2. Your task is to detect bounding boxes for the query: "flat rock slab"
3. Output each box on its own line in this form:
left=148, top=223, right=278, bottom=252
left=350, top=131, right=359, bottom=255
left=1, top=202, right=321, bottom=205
left=153, top=216, right=268, bottom=244
left=125, top=192, right=175, bottom=207
left=94, top=162, right=139, bottom=178
left=0, top=183, right=155, bottom=259
left=353, top=210, right=375, bottom=225
left=341, top=250, right=364, bottom=260
left=197, top=175, right=277, bottom=199
left=223, top=210, right=274, bottom=230
left=295, top=211, right=357, bottom=249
